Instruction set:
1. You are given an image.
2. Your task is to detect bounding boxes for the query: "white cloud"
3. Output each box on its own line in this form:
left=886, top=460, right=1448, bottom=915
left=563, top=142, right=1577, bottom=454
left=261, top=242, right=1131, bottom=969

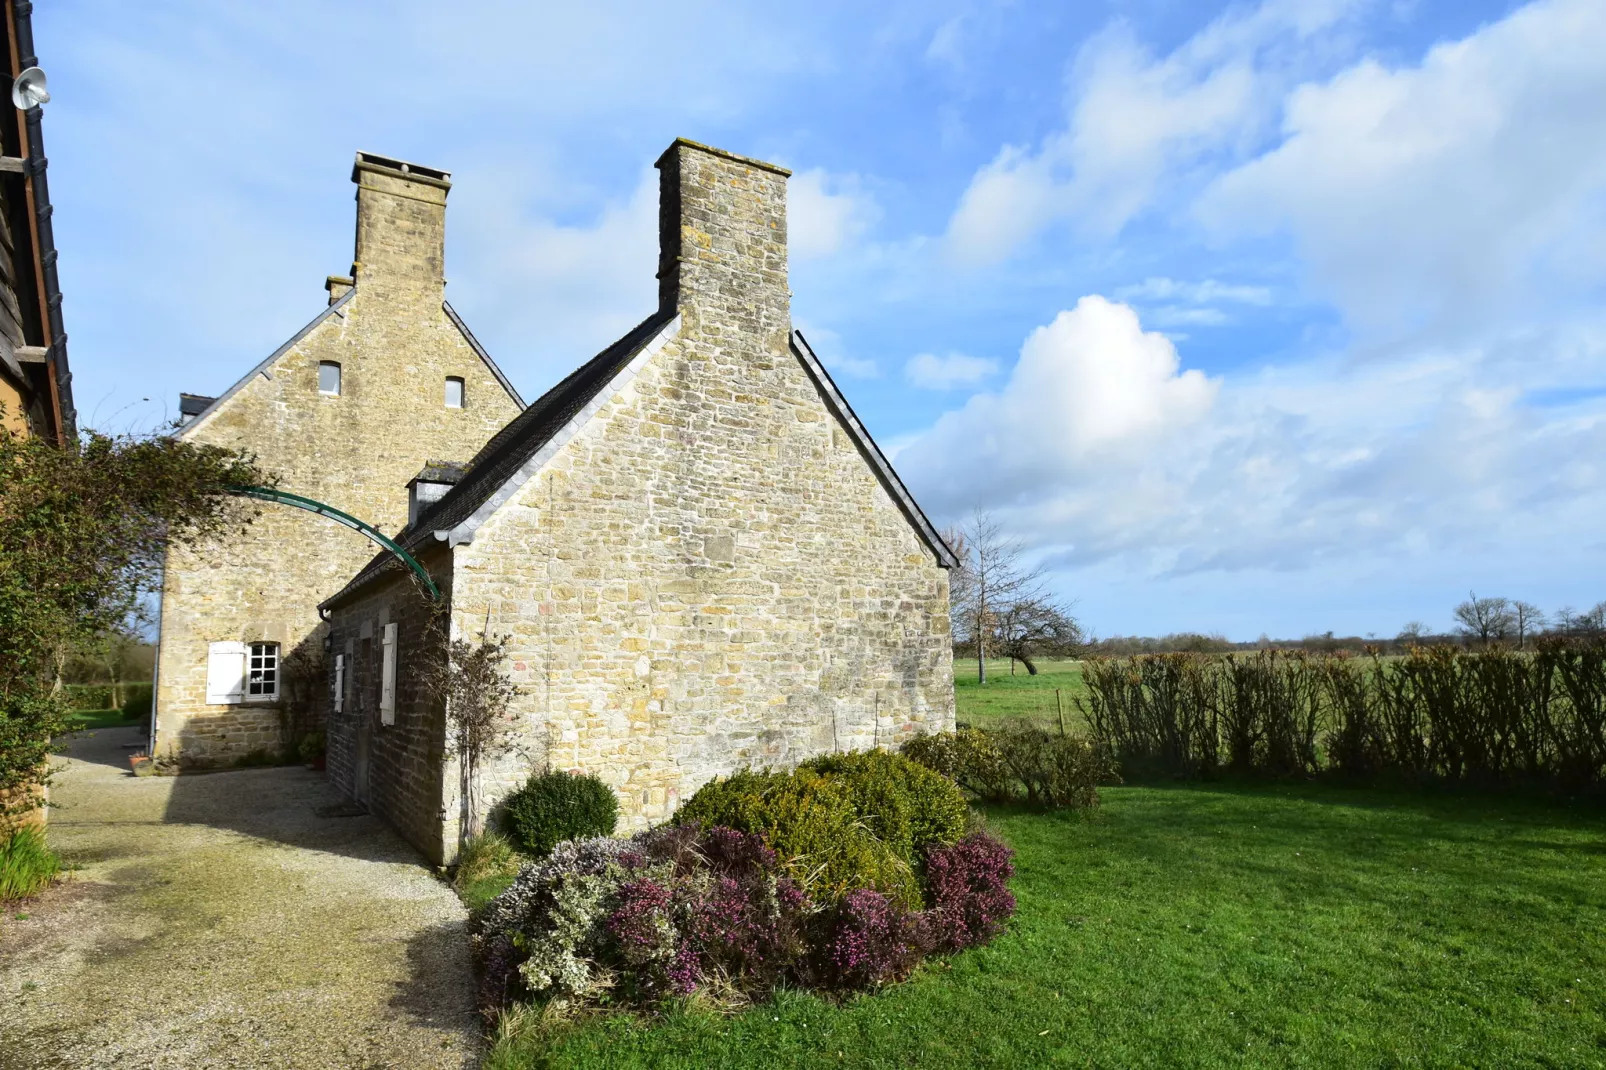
left=897, top=298, right=1606, bottom=578
left=1116, top=276, right=1272, bottom=306
left=449, top=170, right=659, bottom=392
left=944, top=0, right=1361, bottom=265
left=905, top=351, right=999, bottom=389
left=897, top=296, right=1217, bottom=510
left=1197, top=0, right=1606, bottom=338
left=788, top=170, right=879, bottom=260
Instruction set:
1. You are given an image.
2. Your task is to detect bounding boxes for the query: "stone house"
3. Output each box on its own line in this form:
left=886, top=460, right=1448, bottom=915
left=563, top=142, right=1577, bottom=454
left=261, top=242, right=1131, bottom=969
left=320, top=139, right=957, bottom=865
left=152, top=152, right=525, bottom=767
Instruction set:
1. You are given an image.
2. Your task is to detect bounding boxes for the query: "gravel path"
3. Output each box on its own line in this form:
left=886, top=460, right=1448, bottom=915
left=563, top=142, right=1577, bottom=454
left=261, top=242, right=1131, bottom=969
left=0, top=727, right=480, bottom=1069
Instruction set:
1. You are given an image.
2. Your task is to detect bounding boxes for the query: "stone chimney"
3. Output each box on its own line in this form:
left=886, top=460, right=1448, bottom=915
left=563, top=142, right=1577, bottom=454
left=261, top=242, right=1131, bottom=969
left=654, top=139, right=791, bottom=348
left=349, top=151, right=452, bottom=300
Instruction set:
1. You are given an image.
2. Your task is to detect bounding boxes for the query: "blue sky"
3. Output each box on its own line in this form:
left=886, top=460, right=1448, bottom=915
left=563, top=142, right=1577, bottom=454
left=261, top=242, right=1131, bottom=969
left=38, top=0, right=1606, bottom=640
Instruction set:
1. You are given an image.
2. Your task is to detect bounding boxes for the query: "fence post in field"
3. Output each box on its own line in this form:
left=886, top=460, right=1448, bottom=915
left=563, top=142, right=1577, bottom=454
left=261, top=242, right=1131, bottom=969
left=1056, top=689, right=1066, bottom=736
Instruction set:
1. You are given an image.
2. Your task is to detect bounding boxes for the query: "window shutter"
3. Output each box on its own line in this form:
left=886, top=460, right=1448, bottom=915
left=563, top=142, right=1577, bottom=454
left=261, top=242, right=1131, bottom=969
left=380, top=623, right=397, bottom=725
left=333, top=654, right=345, bottom=714
left=206, top=642, right=247, bottom=704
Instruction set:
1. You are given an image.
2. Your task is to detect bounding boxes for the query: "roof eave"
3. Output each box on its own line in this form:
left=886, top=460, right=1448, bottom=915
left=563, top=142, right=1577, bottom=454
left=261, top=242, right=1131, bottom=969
left=789, top=330, right=958, bottom=569
left=179, top=288, right=356, bottom=438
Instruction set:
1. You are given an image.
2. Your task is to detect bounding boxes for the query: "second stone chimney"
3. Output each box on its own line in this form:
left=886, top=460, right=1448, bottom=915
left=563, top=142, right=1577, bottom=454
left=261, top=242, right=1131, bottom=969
left=350, top=151, right=452, bottom=300
left=654, top=139, right=791, bottom=350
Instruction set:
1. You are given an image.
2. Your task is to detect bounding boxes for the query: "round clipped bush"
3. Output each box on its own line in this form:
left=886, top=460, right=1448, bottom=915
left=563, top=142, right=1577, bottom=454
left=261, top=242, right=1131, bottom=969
left=800, top=749, right=968, bottom=864
left=675, top=751, right=968, bottom=908
left=674, top=765, right=921, bottom=907
left=500, top=769, right=619, bottom=858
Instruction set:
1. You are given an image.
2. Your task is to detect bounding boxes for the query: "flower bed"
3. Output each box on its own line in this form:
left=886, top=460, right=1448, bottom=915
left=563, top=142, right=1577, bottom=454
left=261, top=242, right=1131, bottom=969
left=474, top=822, right=1015, bottom=1013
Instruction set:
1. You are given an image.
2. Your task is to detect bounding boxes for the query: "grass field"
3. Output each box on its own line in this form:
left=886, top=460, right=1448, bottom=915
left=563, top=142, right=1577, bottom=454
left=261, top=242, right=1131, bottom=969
left=66, top=709, right=141, bottom=732
left=488, top=782, right=1606, bottom=1068
left=954, top=657, right=1089, bottom=727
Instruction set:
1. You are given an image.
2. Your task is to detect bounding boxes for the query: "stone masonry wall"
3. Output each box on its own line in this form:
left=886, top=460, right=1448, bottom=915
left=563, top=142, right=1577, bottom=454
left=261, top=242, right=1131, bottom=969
left=153, top=156, right=523, bottom=767
left=324, top=555, right=455, bottom=865
left=447, top=141, right=954, bottom=840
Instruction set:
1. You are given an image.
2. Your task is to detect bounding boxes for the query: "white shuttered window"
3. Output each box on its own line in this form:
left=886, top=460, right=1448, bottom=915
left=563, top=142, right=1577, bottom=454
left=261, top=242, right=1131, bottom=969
left=205, top=642, right=247, bottom=704
left=380, top=623, right=397, bottom=725
left=333, top=653, right=346, bottom=713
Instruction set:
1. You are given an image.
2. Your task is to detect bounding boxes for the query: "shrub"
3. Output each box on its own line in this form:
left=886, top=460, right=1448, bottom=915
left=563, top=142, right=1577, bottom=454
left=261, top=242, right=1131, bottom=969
left=63, top=683, right=114, bottom=710
left=296, top=730, right=325, bottom=763
left=902, top=728, right=1012, bottom=801
left=675, top=751, right=967, bottom=908
left=475, top=824, right=810, bottom=1010
left=0, top=825, right=60, bottom=901
left=501, top=770, right=619, bottom=858
left=904, top=724, right=1116, bottom=809
left=808, top=888, right=932, bottom=992
left=923, top=832, right=1016, bottom=952
left=993, top=724, right=1119, bottom=809
left=800, top=749, right=969, bottom=864
left=674, top=766, right=915, bottom=906
left=119, top=683, right=153, bottom=724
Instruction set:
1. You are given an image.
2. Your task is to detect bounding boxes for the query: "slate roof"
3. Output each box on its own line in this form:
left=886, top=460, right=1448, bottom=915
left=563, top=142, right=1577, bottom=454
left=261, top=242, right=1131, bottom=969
left=321, top=311, right=958, bottom=611
left=322, top=308, right=677, bottom=606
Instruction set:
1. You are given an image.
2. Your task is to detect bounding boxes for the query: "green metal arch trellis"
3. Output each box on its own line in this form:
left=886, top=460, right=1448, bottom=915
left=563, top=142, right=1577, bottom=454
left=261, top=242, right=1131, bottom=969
left=226, top=485, right=441, bottom=602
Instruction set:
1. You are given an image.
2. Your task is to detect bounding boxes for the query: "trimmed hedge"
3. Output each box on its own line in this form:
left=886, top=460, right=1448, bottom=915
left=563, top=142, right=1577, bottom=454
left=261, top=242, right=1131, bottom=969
left=500, top=770, right=619, bottom=858
left=120, top=683, right=153, bottom=724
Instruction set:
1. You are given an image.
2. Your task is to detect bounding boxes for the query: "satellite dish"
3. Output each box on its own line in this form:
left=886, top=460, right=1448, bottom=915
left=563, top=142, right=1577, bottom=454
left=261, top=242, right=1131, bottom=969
left=12, top=67, right=48, bottom=110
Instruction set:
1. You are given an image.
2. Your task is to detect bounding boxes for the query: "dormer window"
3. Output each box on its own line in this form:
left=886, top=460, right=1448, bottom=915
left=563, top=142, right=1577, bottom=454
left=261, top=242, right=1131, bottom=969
left=445, top=376, right=464, bottom=409
left=406, top=461, right=468, bottom=527
left=318, top=361, right=342, bottom=396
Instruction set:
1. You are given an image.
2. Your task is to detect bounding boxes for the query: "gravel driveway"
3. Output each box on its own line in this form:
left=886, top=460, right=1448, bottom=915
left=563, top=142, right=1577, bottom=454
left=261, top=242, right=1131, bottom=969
left=0, top=726, right=480, bottom=1069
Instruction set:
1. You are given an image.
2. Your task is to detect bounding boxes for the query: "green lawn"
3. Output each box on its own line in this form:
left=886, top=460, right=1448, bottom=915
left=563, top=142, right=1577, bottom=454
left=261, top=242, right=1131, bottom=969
left=954, top=657, right=1089, bottom=727
left=488, top=783, right=1606, bottom=1069
left=66, top=709, right=141, bottom=732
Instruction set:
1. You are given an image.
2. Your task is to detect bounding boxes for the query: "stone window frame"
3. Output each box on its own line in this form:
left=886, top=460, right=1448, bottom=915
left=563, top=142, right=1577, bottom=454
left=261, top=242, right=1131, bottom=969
left=444, top=376, right=465, bottom=409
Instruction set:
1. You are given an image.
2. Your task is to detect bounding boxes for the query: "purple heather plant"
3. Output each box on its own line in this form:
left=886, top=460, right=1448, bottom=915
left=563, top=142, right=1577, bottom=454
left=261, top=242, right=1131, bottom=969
left=923, top=831, right=1017, bottom=952
left=812, top=887, right=932, bottom=992
left=473, top=821, right=1016, bottom=1012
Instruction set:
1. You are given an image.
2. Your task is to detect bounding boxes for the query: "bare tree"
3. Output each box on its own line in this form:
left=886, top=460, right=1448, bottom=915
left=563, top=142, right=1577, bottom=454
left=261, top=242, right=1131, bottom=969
left=993, top=598, right=1082, bottom=675
left=1397, top=621, right=1428, bottom=646
left=420, top=616, right=520, bottom=846
left=1511, top=601, right=1546, bottom=648
left=946, top=511, right=1076, bottom=684
left=1453, top=592, right=1515, bottom=646
left=1583, top=602, right=1606, bottom=635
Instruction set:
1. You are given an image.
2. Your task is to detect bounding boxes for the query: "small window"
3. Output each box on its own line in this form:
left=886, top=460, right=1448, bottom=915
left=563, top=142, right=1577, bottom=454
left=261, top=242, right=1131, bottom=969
left=444, top=376, right=464, bottom=409
left=318, top=361, right=342, bottom=396
left=247, top=642, right=279, bottom=700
